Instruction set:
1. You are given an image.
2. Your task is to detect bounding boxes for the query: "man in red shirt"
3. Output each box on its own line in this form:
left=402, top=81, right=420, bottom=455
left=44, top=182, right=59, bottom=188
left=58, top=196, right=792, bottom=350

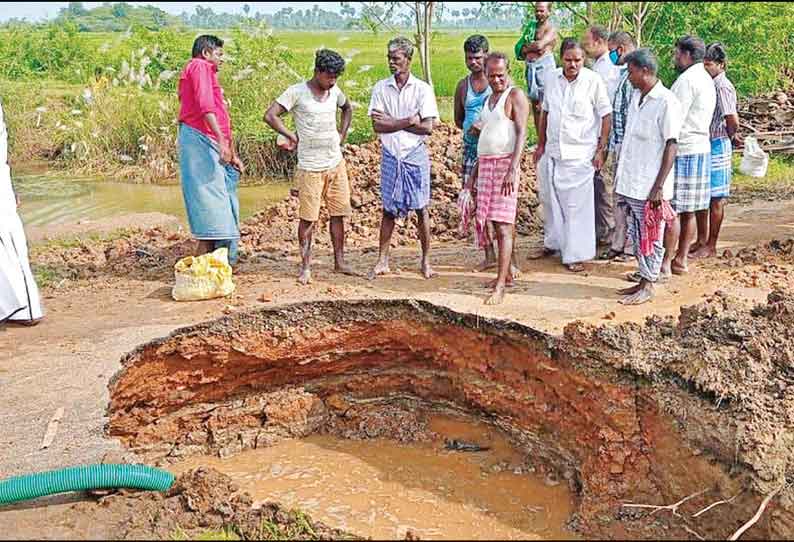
left=177, top=35, right=244, bottom=265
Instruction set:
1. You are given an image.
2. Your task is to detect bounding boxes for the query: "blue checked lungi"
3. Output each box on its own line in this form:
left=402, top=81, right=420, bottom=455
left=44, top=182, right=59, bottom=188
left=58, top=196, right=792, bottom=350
left=380, top=143, right=431, bottom=218
left=710, top=137, right=732, bottom=199
left=621, top=196, right=665, bottom=283
left=178, top=123, right=241, bottom=264
left=525, top=52, right=556, bottom=102
left=461, top=135, right=479, bottom=189
left=672, top=152, right=711, bottom=213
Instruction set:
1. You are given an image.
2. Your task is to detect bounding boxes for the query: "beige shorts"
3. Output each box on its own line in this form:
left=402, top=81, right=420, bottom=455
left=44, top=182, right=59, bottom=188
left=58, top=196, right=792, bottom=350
left=296, top=160, right=352, bottom=222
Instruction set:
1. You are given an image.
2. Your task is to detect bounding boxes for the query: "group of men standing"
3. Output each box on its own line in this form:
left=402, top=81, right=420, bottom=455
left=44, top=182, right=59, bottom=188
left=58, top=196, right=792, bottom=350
left=173, top=6, right=739, bottom=308
left=0, top=5, right=743, bottom=325
left=514, top=3, right=739, bottom=305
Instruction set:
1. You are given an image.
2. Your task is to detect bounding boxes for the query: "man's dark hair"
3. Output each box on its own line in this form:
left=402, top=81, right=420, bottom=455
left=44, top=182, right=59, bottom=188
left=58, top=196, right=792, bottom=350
left=192, top=35, right=224, bottom=59
left=676, top=35, right=706, bottom=63
left=560, top=38, right=583, bottom=56
left=588, top=25, right=609, bottom=43
left=485, top=51, right=509, bottom=70
left=705, top=42, right=727, bottom=65
left=608, top=31, right=636, bottom=48
left=624, top=48, right=658, bottom=75
left=315, top=49, right=346, bottom=75
left=464, top=34, right=489, bottom=54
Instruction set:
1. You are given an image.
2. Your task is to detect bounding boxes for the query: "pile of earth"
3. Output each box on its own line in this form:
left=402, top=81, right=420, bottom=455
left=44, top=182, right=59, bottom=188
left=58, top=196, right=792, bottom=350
left=50, top=467, right=354, bottom=540
left=240, top=122, right=541, bottom=252
left=708, top=237, right=794, bottom=289
left=563, top=287, right=794, bottom=498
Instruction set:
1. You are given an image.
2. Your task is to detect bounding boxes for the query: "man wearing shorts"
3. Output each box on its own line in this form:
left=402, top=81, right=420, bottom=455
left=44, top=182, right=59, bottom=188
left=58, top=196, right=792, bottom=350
left=265, top=49, right=356, bottom=284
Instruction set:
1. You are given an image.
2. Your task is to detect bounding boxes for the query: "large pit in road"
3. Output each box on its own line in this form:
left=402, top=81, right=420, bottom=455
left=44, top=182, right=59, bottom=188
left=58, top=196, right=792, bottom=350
left=107, top=295, right=794, bottom=539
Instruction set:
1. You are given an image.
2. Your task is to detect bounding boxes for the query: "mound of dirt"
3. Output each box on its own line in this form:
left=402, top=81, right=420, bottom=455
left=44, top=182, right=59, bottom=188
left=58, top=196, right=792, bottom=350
left=710, top=238, right=794, bottom=289
left=240, top=122, right=541, bottom=251
left=563, top=287, right=794, bottom=496
left=64, top=467, right=355, bottom=540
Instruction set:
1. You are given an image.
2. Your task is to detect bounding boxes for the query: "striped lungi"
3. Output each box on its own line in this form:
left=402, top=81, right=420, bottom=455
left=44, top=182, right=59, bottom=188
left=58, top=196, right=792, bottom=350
left=672, top=152, right=711, bottom=213
left=380, top=143, right=431, bottom=218
left=710, top=137, right=732, bottom=199
left=621, top=196, right=666, bottom=283
left=475, top=153, right=518, bottom=248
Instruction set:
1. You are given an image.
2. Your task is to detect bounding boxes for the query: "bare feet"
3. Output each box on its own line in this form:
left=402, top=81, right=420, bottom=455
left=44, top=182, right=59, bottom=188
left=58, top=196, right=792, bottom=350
left=627, top=270, right=669, bottom=284
left=688, top=242, right=705, bottom=254
left=298, top=267, right=312, bottom=285
left=484, top=275, right=514, bottom=289
left=690, top=245, right=717, bottom=260
left=565, top=263, right=585, bottom=273
left=510, top=263, right=522, bottom=279
left=671, top=260, right=689, bottom=275
left=7, top=317, right=43, bottom=327
left=619, top=283, right=655, bottom=305
left=333, top=262, right=360, bottom=277
left=420, top=260, right=437, bottom=279
left=473, top=258, right=497, bottom=272
left=529, top=247, right=557, bottom=260
left=617, top=283, right=643, bottom=295
left=367, top=261, right=391, bottom=280
left=485, top=285, right=506, bottom=305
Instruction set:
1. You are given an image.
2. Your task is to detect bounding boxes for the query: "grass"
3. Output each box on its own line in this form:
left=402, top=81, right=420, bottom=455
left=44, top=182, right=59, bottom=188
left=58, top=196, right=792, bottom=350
left=171, top=525, right=241, bottom=541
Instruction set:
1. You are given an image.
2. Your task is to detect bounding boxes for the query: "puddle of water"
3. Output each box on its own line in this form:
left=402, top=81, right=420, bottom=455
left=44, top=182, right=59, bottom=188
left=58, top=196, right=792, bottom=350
left=173, top=415, right=577, bottom=540
left=14, top=174, right=290, bottom=227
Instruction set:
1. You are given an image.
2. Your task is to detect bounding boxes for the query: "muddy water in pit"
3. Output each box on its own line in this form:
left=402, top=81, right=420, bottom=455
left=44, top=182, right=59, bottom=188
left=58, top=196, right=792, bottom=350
left=173, top=415, right=576, bottom=540
left=14, top=172, right=290, bottom=226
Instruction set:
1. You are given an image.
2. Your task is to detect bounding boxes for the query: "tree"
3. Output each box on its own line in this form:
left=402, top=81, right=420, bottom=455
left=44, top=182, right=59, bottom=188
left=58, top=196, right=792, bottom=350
left=111, top=3, right=129, bottom=19
left=355, top=2, right=438, bottom=85
left=243, top=4, right=251, bottom=17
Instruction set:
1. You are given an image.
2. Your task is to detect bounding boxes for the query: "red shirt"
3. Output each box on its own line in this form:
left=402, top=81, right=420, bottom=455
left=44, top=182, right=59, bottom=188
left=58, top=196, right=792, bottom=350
left=178, top=58, right=232, bottom=142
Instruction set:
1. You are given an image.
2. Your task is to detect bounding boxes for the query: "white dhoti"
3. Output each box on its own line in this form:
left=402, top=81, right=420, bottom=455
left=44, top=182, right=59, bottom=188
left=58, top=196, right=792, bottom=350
left=0, top=166, right=43, bottom=323
left=539, top=155, right=596, bottom=264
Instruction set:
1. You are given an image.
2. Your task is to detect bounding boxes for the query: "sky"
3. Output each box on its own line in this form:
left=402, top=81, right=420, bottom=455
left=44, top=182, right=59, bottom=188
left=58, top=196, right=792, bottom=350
left=1, top=2, right=484, bottom=22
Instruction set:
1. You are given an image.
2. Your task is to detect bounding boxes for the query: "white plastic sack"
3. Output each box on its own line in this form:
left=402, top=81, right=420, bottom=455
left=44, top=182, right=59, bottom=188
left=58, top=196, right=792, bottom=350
left=739, top=135, right=769, bottom=178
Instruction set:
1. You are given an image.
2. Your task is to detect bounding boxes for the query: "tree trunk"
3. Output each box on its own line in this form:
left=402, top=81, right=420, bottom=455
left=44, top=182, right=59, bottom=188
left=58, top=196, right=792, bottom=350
left=413, top=1, right=433, bottom=86
left=586, top=2, right=594, bottom=24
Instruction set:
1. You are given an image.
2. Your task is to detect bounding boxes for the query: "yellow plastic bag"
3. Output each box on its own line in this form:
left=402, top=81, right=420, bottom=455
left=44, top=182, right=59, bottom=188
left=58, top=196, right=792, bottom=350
left=172, top=247, right=236, bottom=301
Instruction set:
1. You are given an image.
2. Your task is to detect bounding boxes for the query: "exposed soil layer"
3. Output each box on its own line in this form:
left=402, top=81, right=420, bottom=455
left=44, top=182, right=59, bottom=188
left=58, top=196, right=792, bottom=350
left=107, top=297, right=794, bottom=539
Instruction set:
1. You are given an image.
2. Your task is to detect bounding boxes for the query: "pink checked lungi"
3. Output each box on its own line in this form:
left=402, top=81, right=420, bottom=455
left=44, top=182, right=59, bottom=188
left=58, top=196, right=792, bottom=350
left=475, top=153, right=518, bottom=248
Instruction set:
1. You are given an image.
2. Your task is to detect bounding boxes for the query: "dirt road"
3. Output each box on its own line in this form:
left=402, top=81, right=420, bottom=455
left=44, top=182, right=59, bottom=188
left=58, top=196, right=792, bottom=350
left=1, top=196, right=794, bottom=539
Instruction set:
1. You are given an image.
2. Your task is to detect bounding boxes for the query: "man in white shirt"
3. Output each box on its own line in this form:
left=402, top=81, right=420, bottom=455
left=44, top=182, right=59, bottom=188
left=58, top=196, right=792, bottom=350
left=367, top=37, right=439, bottom=280
left=614, top=49, right=682, bottom=305
left=583, top=25, right=622, bottom=247
left=534, top=38, right=612, bottom=272
left=662, top=35, right=716, bottom=277
left=265, top=49, right=355, bottom=285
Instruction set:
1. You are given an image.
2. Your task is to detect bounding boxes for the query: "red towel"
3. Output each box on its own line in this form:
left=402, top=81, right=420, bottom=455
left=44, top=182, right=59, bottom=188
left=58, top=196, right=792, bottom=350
left=642, top=200, right=676, bottom=256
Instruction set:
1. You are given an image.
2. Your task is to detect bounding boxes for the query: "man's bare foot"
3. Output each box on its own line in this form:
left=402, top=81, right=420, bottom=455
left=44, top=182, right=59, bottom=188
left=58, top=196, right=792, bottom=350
left=473, top=258, right=497, bottom=272
left=333, top=262, right=360, bottom=276
left=627, top=270, right=670, bottom=284
left=690, top=245, right=717, bottom=260
left=367, top=261, right=390, bottom=280
left=565, top=263, right=585, bottom=273
left=485, top=286, right=506, bottom=305
left=619, top=285, right=655, bottom=305
left=420, top=261, right=438, bottom=279
left=671, top=261, right=689, bottom=275
left=688, top=242, right=705, bottom=254
left=298, top=267, right=312, bottom=285
left=510, top=263, right=522, bottom=279
left=7, top=317, right=43, bottom=327
left=529, top=247, right=557, bottom=260
left=618, top=283, right=643, bottom=295
left=484, top=275, right=514, bottom=289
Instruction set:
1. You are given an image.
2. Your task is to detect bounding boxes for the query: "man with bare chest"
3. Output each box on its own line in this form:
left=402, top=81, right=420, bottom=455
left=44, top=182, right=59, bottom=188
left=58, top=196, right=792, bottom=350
left=518, top=2, right=558, bottom=136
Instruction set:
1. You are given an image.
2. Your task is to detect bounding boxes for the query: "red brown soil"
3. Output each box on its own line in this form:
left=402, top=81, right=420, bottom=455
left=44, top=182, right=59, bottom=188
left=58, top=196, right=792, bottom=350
left=106, top=295, right=794, bottom=540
